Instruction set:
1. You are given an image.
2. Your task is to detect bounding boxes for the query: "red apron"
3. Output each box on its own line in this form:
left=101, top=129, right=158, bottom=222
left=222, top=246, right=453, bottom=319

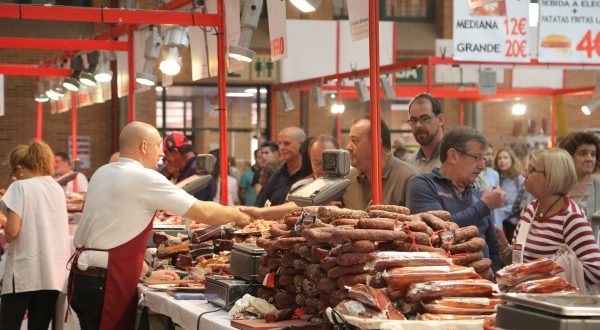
left=99, top=221, right=153, bottom=330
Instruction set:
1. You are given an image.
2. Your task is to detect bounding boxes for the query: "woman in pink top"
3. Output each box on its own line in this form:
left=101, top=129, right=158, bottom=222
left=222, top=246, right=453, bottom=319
left=498, top=148, right=600, bottom=284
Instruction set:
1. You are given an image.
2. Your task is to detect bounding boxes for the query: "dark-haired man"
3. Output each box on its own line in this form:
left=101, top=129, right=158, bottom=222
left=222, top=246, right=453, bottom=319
left=162, top=132, right=214, bottom=201
left=343, top=118, right=418, bottom=210
left=406, top=93, right=445, bottom=173
left=54, top=151, right=88, bottom=194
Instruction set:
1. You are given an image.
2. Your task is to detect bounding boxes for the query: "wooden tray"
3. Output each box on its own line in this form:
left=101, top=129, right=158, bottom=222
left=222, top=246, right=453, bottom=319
left=231, top=319, right=314, bottom=330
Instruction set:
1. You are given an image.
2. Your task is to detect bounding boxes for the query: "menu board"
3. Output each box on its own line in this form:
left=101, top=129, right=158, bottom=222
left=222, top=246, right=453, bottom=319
left=453, top=0, right=530, bottom=62
left=538, top=0, right=600, bottom=63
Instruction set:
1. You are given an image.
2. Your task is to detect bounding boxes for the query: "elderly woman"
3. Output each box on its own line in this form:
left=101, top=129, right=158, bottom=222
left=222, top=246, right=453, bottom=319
left=559, top=132, right=600, bottom=219
left=0, top=140, right=71, bottom=329
left=498, top=148, right=600, bottom=285
left=493, top=147, right=527, bottom=242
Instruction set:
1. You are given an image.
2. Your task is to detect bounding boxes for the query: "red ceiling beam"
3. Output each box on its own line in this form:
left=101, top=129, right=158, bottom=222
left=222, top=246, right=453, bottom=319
left=0, top=37, right=128, bottom=51
left=0, top=3, right=218, bottom=26
left=0, top=64, right=71, bottom=77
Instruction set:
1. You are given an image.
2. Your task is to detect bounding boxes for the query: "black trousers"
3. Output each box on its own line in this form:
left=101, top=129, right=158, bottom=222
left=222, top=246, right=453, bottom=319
left=70, top=272, right=107, bottom=330
left=0, top=289, right=59, bottom=330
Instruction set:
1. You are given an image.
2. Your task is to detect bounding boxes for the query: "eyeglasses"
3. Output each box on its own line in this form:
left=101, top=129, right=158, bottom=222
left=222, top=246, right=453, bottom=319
left=525, top=166, right=545, bottom=175
left=456, top=149, right=486, bottom=163
left=406, top=114, right=437, bottom=126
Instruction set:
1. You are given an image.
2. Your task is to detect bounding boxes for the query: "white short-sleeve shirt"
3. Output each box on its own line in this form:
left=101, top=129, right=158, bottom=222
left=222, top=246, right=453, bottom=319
left=73, top=158, right=196, bottom=268
left=2, top=176, right=70, bottom=294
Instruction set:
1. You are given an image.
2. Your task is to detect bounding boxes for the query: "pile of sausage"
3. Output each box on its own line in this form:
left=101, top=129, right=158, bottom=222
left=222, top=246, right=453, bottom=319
left=496, top=259, right=578, bottom=294
left=253, top=204, right=501, bottom=323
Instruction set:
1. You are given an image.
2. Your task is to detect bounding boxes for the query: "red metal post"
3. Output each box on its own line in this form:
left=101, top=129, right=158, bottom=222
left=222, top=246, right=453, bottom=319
left=71, top=93, right=78, bottom=193
left=551, top=96, right=556, bottom=147
left=426, top=56, right=433, bottom=93
left=459, top=101, right=464, bottom=125
left=127, top=28, right=135, bottom=123
left=36, top=102, right=43, bottom=139
left=270, top=90, right=276, bottom=140
left=217, top=0, right=229, bottom=205
left=368, top=0, right=382, bottom=205
left=335, top=21, right=342, bottom=145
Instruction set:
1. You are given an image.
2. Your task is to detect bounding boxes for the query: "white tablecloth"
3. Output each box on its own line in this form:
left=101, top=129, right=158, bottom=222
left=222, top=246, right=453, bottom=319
left=138, top=285, right=235, bottom=330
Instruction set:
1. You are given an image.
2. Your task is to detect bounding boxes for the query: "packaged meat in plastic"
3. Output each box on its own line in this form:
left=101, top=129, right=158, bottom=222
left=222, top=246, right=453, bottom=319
left=405, top=279, right=498, bottom=303
left=508, top=276, right=579, bottom=294
left=496, top=258, right=565, bottom=289
left=365, top=251, right=453, bottom=271
left=418, top=313, right=493, bottom=321
left=334, top=299, right=387, bottom=319
left=384, top=265, right=481, bottom=291
left=421, top=297, right=501, bottom=315
left=347, top=284, right=391, bottom=311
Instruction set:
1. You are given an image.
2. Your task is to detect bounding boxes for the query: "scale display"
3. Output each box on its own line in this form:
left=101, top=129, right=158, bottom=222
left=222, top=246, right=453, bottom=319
left=501, top=293, right=600, bottom=316
left=288, top=150, right=351, bottom=206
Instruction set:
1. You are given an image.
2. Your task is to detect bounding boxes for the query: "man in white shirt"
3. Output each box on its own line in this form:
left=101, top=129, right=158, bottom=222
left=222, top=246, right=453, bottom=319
left=69, top=122, right=250, bottom=330
left=54, top=151, right=88, bottom=194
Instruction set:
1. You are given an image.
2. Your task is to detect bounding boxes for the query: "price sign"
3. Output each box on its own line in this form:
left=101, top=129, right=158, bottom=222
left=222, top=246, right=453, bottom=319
left=539, top=1, right=600, bottom=63
left=453, top=0, right=530, bottom=62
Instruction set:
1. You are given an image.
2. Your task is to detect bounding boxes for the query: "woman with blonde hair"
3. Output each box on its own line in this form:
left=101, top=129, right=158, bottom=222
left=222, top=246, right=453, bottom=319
left=0, top=140, right=70, bottom=329
left=498, top=148, right=600, bottom=286
left=493, top=147, right=527, bottom=242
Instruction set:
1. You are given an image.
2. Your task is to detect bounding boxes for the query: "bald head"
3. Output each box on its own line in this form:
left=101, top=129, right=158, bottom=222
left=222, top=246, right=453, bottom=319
left=119, top=121, right=163, bottom=169
left=119, top=122, right=158, bottom=153
left=280, top=127, right=306, bottom=144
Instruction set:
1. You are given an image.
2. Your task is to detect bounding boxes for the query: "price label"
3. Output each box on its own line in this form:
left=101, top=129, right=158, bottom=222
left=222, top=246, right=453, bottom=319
left=538, top=2, right=600, bottom=63
left=453, top=0, right=529, bottom=62
left=576, top=30, right=600, bottom=59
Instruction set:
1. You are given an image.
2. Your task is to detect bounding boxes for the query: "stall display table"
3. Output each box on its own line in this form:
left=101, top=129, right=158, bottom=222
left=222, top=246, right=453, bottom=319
left=138, top=285, right=236, bottom=330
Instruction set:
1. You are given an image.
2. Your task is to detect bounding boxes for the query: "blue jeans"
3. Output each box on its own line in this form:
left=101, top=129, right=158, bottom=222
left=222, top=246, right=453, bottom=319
left=70, top=272, right=107, bottom=330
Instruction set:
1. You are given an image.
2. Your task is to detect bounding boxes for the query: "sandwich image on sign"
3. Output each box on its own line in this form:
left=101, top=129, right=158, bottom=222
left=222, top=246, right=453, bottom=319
left=541, top=34, right=572, bottom=49
left=468, top=0, right=506, bottom=16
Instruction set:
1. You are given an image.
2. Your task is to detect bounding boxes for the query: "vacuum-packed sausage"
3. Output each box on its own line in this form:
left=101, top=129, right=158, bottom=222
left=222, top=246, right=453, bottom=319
left=405, top=279, right=497, bottom=302
left=367, top=205, right=410, bottom=215
left=331, top=229, right=407, bottom=244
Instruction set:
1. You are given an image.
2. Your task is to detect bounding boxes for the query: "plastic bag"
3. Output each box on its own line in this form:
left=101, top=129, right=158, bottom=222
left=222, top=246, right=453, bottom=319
left=496, top=258, right=564, bottom=290
left=366, top=251, right=452, bottom=271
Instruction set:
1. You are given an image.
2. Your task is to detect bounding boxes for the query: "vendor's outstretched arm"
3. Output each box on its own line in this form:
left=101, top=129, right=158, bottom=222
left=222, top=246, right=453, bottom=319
left=184, top=201, right=250, bottom=227
left=240, top=202, right=301, bottom=220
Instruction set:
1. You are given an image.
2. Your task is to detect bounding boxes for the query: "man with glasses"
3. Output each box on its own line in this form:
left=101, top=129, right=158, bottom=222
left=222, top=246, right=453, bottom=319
left=406, top=126, right=506, bottom=273
left=406, top=93, right=445, bottom=173
left=406, top=93, right=489, bottom=191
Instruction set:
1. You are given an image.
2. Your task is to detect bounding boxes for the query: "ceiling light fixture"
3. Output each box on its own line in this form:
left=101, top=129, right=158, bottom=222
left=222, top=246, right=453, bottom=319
left=313, top=86, right=326, bottom=108
left=35, top=80, right=49, bottom=102
left=229, top=0, right=263, bottom=62
left=511, top=103, right=526, bottom=116
left=160, top=27, right=189, bottom=76
left=226, top=92, right=255, bottom=97
left=63, top=57, right=83, bottom=92
left=380, top=75, right=396, bottom=100
left=290, top=0, right=321, bottom=12
left=94, top=52, right=113, bottom=83
left=80, top=52, right=99, bottom=87
left=355, top=79, right=370, bottom=103
left=137, top=26, right=163, bottom=86
left=331, top=102, right=345, bottom=114
left=281, top=90, right=295, bottom=111
left=581, top=99, right=600, bottom=115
